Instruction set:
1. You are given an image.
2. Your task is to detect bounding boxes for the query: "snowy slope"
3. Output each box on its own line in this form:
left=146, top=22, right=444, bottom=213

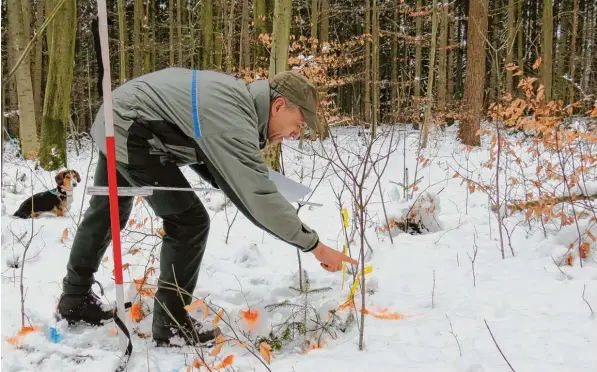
left=2, top=126, right=596, bottom=372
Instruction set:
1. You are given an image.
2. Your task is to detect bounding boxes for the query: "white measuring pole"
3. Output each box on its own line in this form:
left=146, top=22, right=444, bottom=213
left=96, top=0, right=127, bottom=353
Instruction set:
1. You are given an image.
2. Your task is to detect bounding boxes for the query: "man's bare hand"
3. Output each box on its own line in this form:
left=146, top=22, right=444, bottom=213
left=312, top=242, right=358, bottom=272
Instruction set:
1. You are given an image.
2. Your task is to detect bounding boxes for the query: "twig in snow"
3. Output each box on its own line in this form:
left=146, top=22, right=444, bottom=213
left=467, top=230, right=479, bottom=287
left=550, top=254, right=573, bottom=280
left=582, top=284, right=594, bottom=316
left=431, top=269, right=436, bottom=309
left=445, top=314, right=462, bottom=356
left=484, top=319, right=516, bottom=372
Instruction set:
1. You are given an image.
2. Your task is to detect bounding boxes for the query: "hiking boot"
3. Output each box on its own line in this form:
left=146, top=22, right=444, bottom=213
left=153, top=313, right=221, bottom=347
left=56, top=283, right=114, bottom=326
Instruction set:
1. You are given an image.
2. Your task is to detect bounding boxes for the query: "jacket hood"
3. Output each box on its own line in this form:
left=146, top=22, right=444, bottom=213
left=246, top=79, right=271, bottom=149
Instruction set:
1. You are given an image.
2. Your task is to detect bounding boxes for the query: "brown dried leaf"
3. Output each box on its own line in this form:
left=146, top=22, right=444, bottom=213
left=184, top=298, right=204, bottom=312
left=259, top=341, right=274, bottom=364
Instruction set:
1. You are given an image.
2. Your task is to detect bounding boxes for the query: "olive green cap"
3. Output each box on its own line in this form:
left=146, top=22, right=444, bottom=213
left=270, top=71, right=320, bottom=134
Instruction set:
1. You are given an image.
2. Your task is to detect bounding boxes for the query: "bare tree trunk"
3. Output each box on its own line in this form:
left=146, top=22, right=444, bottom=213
left=458, top=0, right=488, bottom=146
left=447, top=5, right=454, bottom=101
left=133, top=0, right=143, bottom=75
left=506, top=0, right=516, bottom=94
left=169, top=0, right=175, bottom=66
left=372, top=0, right=379, bottom=135
left=413, top=0, right=423, bottom=129
left=264, top=0, right=293, bottom=170
left=555, top=0, right=569, bottom=101
left=438, top=1, right=448, bottom=110
left=268, top=0, right=292, bottom=75
left=240, top=0, right=250, bottom=69
left=32, top=0, right=44, bottom=134
left=8, top=0, right=39, bottom=159
left=580, top=0, right=594, bottom=95
left=39, top=0, right=76, bottom=170
left=363, top=0, right=371, bottom=126
left=421, top=0, right=438, bottom=149
left=201, top=0, right=214, bottom=69
left=568, top=0, right=579, bottom=104
left=254, top=0, right=267, bottom=68
left=391, top=0, right=400, bottom=122
left=311, top=0, right=319, bottom=54
left=117, top=0, right=127, bottom=82
left=214, top=1, right=224, bottom=69
left=226, top=0, right=236, bottom=73
left=517, top=0, right=524, bottom=73
left=143, top=0, right=151, bottom=73
left=540, top=0, right=553, bottom=101
left=320, top=0, right=329, bottom=44
left=177, top=0, right=183, bottom=66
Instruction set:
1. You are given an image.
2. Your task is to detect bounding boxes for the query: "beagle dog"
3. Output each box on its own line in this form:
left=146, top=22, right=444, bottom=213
left=13, top=170, right=81, bottom=218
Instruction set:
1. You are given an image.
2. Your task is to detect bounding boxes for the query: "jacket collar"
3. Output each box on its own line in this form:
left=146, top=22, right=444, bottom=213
left=246, top=79, right=270, bottom=149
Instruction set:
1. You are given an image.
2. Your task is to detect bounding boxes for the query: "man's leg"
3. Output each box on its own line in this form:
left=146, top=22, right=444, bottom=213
left=115, top=161, right=216, bottom=345
left=58, top=152, right=134, bottom=324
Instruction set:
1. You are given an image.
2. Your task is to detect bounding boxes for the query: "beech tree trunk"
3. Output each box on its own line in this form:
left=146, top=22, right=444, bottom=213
left=459, top=0, right=488, bottom=146
left=39, top=0, right=77, bottom=170
left=8, top=0, right=39, bottom=159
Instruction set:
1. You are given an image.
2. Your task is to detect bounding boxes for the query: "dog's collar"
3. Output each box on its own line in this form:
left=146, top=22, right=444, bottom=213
left=49, top=188, right=58, bottom=195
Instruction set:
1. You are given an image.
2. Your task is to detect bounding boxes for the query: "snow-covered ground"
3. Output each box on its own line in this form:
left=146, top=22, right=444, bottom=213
left=2, top=125, right=596, bottom=372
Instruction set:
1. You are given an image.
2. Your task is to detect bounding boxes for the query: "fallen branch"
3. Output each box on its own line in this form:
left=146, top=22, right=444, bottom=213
left=484, top=319, right=516, bottom=372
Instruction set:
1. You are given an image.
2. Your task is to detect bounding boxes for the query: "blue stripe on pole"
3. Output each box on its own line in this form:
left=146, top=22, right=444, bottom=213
left=191, top=70, right=201, bottom=138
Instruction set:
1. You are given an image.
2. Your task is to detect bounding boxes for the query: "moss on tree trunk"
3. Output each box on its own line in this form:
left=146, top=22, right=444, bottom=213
left=39, top=0, right=76, bottom=171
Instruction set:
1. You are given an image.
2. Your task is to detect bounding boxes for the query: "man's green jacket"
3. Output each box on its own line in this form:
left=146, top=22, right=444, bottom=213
left=91, top=67, right=319, bottom=253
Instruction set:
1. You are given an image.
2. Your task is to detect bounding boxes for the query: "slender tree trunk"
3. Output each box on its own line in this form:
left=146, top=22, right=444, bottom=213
left=517, top=0, right=524, bottom=74
left=32, top=0, right=44, bottom=135
left=268, top=0, right=292, bottom=75
left=447, top=6, right=454, bottom=102
left=177, top=0, right=183, bottom=66
left=421, top=0, right=438, bottom=149
left=117, top=0, right=127, bottom=82
left=364, top=0, right=371, bottom=126
left=264, top=0, right=293, bottom=170
left=254, top=0, right=267, bottom=68
left=39, top=0, right=77, bottom=170
left=214, top=1, right=224, bottom=69
left=240, top=0, right=250, bottom=69
left=311, top=0, right=319, bottom=54
left=8, top=0, right=39, bottom=159
left=169, top=0, right=175, bottom=66
left=438, top=1, right=448, bottom=110
left=506, top=0, right=516, bottom=94
left=459, top=0, right=488, bottom=146
left=540, top=0, right=553, bottom=101
left=413, top=0, right=423, bottom=129
left=391, top=0, right=399, bottom=122
left=189, top=0, right=195, bottom=69
left=226, top=0, right=236, bottom=73
left=133, top=0, right=143, bottom=75
left=320, top=0, right=329, bottom=44
left=372, top=0, right=379, bottom=135
left=143, top=0, right=151, bottom=73
left=568, top=0, right=579, bottom=104
left=555, top=0, right=569, bottom=100
left=580, top=0, right=594, bottom=95
left=201, top=0, right=214, bottom=69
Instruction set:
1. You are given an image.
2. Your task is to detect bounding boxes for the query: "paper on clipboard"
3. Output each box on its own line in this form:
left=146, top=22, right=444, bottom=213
left=268, top=169, right=321, bottom=206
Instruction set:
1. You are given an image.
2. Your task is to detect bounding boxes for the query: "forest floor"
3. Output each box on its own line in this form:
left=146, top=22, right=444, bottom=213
left=2, top=124, right=596, bottom=372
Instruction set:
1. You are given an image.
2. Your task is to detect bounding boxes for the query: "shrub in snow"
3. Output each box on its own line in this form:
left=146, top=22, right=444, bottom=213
left=258, top=270, right=351, bottom=353
left=379, top=190, right=443, bottom=236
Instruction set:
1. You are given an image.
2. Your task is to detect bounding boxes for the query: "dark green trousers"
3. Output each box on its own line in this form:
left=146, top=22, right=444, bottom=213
left=62, top=152, right=210, bottom=324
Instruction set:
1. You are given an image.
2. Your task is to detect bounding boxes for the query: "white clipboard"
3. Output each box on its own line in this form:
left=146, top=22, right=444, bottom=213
left=268, top=169, right=322, bottom=207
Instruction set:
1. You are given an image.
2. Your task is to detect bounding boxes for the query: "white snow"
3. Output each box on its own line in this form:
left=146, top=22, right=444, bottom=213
left=2, top=125, right=596, bottom=372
